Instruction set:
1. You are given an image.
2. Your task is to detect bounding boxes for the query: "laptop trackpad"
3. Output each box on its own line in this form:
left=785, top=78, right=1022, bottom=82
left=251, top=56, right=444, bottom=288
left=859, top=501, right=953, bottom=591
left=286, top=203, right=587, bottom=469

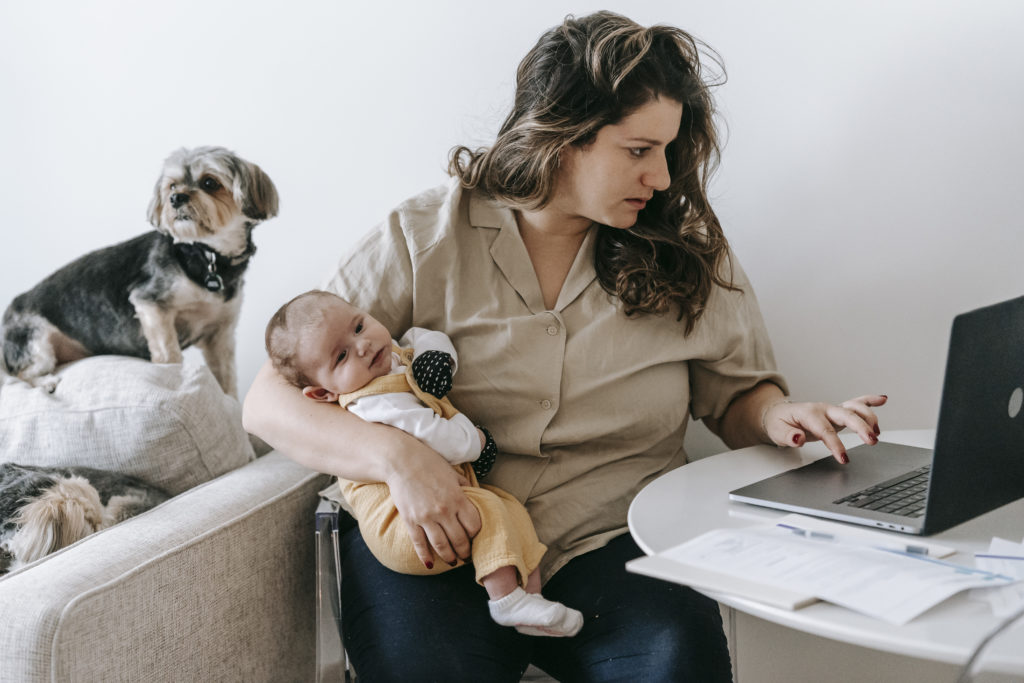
left=729, top=441, right=933, bottom=509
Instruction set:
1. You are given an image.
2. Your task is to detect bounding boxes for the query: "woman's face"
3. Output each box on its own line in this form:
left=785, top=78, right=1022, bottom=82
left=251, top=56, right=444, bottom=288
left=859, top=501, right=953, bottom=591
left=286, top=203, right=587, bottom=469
left=554, top=96, right=683, bottom=230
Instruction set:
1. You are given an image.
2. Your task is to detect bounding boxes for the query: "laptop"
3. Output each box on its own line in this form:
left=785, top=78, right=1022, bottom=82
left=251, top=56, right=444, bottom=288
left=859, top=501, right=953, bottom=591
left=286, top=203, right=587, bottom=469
left=729, top=295, right=1024, bottom=535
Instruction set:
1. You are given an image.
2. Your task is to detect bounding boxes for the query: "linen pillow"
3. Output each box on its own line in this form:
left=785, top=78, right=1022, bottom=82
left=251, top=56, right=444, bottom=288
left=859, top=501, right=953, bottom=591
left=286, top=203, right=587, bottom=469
left=0, top=356, right=255, bottom=496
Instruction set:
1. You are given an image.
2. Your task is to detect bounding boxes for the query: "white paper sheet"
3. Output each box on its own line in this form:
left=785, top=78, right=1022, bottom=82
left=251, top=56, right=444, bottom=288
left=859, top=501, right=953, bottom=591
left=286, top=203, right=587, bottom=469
left=972, top=537, right=1024, bottom=617
left=659, top=524, right=1018, bottom=625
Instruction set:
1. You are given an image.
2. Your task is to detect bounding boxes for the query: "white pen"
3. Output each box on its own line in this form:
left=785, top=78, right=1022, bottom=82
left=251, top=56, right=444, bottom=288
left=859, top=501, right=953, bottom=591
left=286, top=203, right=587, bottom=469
left=776, top=522, right=931, bottom=556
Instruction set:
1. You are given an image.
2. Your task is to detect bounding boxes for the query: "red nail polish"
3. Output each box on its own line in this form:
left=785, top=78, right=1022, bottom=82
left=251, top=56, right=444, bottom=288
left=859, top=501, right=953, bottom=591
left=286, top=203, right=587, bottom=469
left=840, top=452, right=849, bottom=464
left=449, top=560, right=458, bottom=567
left=792, top=434, right=801, bottom=446
left=425, top=561, right=433, bottom=569
left=874, top=424, right=881, bottom=436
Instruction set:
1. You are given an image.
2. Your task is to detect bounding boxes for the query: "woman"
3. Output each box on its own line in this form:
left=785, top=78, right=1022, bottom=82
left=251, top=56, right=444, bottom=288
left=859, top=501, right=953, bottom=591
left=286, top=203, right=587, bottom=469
left=244, top=11, right=884, bottom=681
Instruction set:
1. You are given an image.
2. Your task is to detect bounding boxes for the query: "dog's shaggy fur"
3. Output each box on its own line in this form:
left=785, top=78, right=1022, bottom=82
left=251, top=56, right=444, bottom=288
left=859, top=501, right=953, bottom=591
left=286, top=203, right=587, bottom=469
left=0, top=146, right=278, bottom=396
left=0, top=463, right=169, bottom=573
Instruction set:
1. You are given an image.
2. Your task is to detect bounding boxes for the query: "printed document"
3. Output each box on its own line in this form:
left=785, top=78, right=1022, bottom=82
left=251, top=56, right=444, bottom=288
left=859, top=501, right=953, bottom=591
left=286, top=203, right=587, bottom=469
left=646, top=522, right=1017, bottom=625
left=972, top=537, right=1024, bottom=617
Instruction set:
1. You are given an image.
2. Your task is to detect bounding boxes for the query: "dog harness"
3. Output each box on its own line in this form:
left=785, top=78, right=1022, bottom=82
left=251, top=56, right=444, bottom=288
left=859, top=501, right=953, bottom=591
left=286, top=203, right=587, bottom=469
left=172, top=235, right=256, bottom=297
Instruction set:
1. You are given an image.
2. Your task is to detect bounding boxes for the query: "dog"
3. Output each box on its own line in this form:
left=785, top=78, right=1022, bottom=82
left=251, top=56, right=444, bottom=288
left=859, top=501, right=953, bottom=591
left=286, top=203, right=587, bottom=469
left=0, top=462, right=170, bottom=574
left=0, top=146, right=279, bottom=397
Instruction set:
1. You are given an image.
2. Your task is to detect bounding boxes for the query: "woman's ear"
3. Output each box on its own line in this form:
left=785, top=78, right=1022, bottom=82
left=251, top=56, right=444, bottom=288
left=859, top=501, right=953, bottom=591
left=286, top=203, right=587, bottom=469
left=302, top=386, right=339, bottom=403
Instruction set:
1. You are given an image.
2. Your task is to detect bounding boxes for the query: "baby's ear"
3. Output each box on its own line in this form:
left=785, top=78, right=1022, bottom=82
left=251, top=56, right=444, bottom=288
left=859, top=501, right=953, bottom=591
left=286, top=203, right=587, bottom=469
left=302, top=386, right=338, bottom=403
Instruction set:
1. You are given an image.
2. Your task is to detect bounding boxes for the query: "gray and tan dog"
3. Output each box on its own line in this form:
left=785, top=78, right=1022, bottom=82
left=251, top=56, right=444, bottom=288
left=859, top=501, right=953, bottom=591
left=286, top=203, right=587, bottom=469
left=0, top=462, right=170, bottom=573
left=0, top=146, right=278, bottom=396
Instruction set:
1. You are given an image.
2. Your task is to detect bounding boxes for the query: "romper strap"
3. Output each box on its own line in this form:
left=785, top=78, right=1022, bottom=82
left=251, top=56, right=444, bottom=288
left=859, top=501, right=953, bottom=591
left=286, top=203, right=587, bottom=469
left=337, top=343, right=459, bottom=420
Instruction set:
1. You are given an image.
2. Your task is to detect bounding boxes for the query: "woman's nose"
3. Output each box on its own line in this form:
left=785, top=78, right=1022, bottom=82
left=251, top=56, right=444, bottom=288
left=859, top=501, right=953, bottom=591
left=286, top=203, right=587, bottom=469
left=643, top=152, right=671, bottom=191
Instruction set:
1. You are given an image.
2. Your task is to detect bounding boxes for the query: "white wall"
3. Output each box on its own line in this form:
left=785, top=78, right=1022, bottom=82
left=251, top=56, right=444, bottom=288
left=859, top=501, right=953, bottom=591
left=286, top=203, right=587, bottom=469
left=2, top=0, right=1022, bottom=456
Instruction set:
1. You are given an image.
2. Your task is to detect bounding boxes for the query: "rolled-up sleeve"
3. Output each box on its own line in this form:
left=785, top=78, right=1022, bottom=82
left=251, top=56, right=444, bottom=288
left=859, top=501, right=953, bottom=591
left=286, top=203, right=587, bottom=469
left=688, top=255, right=788, bottom=421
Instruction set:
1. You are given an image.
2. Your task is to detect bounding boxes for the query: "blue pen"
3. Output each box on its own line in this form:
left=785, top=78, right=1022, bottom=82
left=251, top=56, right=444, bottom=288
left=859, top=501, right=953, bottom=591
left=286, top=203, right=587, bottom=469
left=776, top=522, right=931, bottom=556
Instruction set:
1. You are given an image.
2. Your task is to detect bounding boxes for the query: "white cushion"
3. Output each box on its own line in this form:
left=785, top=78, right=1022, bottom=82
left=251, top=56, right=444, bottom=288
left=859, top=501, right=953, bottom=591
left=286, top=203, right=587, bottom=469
left=0, top=356, right=254, bottom=496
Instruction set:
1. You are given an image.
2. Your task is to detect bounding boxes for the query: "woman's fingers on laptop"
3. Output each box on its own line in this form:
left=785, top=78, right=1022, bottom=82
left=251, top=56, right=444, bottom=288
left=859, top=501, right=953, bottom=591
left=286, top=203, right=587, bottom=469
left=826, top=403, right=881, bottom=448
left=776, top=398, right=886, bottom=463
left=769, top=402, right=845, bottom=461
left=840, top=394, right=888, bottom=437
left=800, top=408, right=851, bottom=463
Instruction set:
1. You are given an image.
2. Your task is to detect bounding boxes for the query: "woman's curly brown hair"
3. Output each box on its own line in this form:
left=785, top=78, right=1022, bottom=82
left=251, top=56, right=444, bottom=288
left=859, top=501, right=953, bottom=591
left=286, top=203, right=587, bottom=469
left=449, top=11, right=735, bottom=333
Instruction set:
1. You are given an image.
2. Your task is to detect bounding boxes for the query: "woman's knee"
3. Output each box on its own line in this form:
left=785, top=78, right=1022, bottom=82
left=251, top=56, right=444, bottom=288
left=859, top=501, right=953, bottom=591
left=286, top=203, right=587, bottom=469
left=536, top=534, right=732, bottom=682
left=338, top=527, right=531, bottom=681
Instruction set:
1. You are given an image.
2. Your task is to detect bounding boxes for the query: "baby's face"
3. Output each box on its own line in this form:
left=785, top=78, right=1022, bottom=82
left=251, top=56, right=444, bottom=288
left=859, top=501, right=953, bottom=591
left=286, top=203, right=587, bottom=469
left=297, top=298, right=393, bottom=396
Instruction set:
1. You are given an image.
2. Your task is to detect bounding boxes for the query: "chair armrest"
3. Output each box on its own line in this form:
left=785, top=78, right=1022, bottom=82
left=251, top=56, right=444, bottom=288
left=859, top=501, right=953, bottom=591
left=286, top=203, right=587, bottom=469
left=0, top=451, right=329, bottom=683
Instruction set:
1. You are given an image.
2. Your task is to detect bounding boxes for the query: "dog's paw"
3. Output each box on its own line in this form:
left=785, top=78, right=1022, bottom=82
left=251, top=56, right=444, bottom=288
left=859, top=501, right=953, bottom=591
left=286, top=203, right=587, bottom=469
left=149, top=350, right=184, bottom=364
left=24, top=374, right=60, bottom=394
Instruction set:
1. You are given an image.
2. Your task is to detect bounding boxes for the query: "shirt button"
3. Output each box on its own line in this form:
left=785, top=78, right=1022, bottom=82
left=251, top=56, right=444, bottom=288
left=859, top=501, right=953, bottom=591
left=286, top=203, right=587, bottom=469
left=546, top=324, right=559, bottom=336
left=540, top=399, right=552, bottom=410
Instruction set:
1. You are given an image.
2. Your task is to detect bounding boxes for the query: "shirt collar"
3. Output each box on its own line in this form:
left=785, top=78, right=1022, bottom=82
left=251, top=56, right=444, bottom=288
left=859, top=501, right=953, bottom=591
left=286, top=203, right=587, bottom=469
left=469, top=190, right=597, bottom=313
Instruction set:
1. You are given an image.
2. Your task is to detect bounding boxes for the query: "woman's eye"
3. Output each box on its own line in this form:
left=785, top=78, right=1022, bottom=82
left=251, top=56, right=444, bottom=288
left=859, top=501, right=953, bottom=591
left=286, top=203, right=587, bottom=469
left=200, top=177, right=221, bottom=192
left=629, top=147, right=648, bottom=158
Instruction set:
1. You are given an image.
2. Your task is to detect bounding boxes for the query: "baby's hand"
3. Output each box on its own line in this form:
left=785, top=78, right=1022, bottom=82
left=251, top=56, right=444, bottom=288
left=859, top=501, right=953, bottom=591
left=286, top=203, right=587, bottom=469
left=412, top=350, right=454, bottom=398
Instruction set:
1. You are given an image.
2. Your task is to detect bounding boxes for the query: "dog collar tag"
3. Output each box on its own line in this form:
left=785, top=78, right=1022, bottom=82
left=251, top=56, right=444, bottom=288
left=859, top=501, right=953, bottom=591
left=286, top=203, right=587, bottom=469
left=204, top=251, right=224, bottom=292
left=204, top=273, right=224, bottom=292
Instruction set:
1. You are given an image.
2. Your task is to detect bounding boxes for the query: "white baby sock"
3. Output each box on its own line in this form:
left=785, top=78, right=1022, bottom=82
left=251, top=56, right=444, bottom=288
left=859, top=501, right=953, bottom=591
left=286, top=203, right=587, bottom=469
left=487, top=587, right=583, bottom=637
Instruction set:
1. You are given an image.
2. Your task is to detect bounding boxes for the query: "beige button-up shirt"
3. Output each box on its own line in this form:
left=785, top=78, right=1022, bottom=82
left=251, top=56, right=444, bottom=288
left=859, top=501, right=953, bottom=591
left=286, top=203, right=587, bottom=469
left=325, top=181, right=786, bottom=581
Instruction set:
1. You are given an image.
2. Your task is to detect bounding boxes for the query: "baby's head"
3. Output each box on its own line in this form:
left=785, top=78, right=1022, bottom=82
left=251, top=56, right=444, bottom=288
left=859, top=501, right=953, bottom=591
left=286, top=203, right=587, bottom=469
left=265, top=290, right=394, bottom=401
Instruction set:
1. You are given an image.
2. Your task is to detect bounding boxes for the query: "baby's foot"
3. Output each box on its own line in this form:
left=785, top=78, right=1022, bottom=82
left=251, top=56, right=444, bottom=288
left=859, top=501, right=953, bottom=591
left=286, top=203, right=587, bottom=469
left=487, top=587, right=583, bottom=637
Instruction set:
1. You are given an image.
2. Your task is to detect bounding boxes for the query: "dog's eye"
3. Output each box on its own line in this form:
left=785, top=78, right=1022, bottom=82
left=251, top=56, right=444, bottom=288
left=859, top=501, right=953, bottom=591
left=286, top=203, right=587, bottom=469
left=200, top=177, right=222, bottom=193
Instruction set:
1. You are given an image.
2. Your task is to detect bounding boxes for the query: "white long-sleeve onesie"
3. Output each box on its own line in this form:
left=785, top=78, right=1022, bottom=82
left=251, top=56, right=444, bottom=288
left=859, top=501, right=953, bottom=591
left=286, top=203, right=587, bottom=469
left=344, top=327, right=481, bottom=465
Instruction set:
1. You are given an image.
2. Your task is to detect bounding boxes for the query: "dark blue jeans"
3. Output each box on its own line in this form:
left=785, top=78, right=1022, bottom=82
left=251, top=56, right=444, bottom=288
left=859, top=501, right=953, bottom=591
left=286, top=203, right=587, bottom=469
left=338, top=524, right=733, bottom=682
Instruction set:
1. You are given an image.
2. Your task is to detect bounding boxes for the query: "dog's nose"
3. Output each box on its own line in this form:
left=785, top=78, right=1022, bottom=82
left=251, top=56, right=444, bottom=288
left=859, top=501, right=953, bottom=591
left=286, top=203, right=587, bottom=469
left=170, top=193, right=190, bottom=208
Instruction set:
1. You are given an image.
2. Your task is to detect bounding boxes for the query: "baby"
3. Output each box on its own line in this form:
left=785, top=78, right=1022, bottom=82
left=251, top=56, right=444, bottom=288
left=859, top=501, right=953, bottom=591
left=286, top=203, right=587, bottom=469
left=265, top=290, right=582, bottom=637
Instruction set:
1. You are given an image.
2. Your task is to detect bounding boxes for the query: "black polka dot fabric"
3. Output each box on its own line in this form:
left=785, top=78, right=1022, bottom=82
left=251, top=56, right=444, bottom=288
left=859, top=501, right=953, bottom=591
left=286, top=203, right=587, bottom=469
left=411, top=350, right=454, bottom=398
left=474, top=426, right=497, bottom=479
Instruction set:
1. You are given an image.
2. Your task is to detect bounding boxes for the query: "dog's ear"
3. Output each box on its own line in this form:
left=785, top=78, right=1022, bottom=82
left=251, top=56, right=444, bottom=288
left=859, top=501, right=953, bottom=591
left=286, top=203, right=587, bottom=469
left=232, top=159, right=279, bottom=222
left=146, top=175, right=166, bottom=229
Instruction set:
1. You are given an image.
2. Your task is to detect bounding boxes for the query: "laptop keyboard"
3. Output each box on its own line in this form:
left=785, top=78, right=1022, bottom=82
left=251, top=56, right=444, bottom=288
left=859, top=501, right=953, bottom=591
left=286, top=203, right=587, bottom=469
left=833, top=465, right=931, bottom=517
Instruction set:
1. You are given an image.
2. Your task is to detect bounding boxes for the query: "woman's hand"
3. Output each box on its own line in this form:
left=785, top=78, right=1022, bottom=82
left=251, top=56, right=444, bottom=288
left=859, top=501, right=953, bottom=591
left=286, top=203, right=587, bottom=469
left=244, top=360, right=482, bottom=569
left=385, top=442, right=482, bottom=569
left=707, top=382, right=888, bottom=464
left=762, top=394, right=888, bottom=463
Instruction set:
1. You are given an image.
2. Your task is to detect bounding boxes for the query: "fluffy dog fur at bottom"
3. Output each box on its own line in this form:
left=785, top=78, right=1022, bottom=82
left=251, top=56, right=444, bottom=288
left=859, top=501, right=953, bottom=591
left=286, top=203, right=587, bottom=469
left=0, top=463, right=169, bottom=573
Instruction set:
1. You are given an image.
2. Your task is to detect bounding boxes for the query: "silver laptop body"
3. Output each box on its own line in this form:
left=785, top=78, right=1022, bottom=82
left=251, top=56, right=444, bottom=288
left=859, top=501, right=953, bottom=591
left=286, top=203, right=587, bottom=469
left=729, top=295, right=1024, bottom=536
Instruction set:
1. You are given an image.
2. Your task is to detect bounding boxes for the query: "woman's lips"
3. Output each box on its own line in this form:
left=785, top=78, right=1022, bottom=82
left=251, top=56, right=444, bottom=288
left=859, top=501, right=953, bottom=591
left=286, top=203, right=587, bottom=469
left=626, top=198, right=648, bottom=210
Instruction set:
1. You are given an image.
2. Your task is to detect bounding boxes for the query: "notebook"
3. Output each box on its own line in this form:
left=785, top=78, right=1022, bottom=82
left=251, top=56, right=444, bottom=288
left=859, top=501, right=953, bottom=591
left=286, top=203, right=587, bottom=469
left=729, top=295, right=1024, bottom=535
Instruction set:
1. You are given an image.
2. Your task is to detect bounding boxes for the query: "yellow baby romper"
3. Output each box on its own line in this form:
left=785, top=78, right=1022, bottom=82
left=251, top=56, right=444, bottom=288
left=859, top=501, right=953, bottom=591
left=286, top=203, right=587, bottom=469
left=333, top=346, right=547, bottom=587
